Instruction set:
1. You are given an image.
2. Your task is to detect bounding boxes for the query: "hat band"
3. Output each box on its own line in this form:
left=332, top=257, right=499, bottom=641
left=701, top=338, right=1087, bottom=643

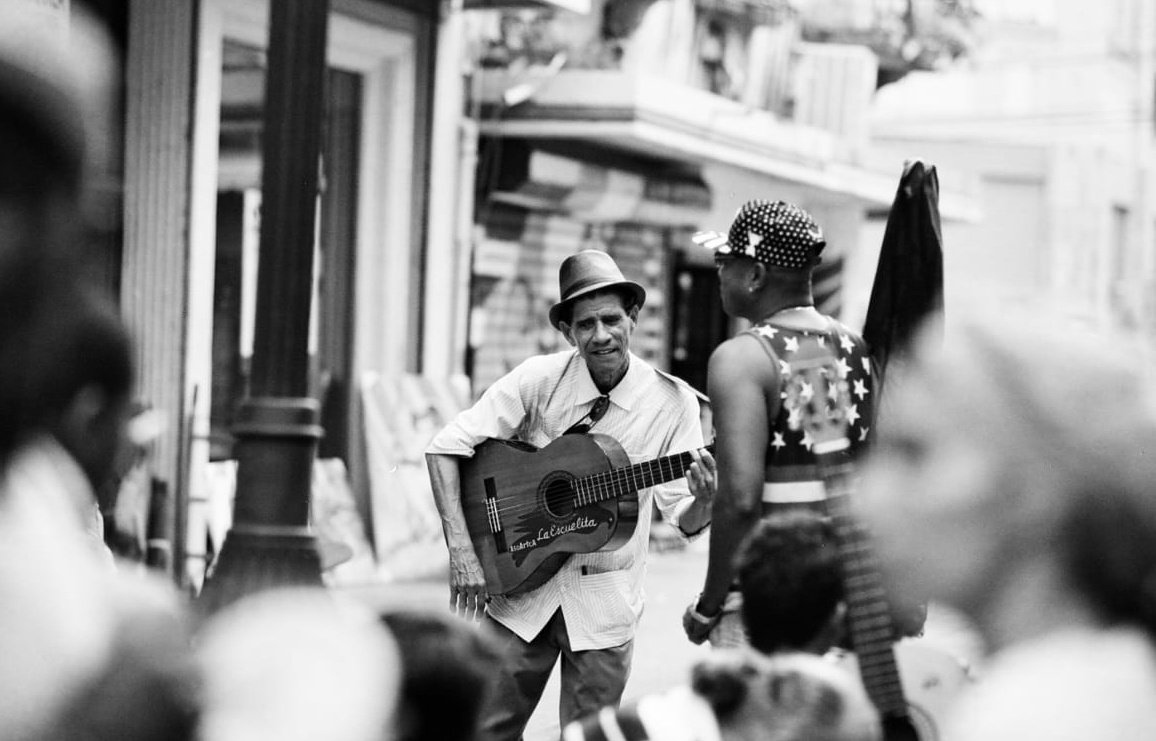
left=561, top=275, right=625, bottom=301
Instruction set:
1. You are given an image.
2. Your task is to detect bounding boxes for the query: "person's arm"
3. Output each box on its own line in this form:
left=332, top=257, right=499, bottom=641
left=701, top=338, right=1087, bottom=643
left=426, top=452, right=488, bottom=620
left=650, top=384, right=715, bottom=537
left=684, top=336, right=777, bottom=643
left=677, top=447, right=716, bottom=536
left=424, top=359, right=539, bottom=618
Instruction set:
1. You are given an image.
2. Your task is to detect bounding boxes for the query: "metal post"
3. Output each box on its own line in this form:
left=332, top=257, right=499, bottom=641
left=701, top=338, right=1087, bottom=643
left=197, top=0, right=331, bottom=615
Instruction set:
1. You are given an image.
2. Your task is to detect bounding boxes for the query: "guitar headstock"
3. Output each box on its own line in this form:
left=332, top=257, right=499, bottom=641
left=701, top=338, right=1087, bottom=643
left=784, top=338, right=851, bottom=459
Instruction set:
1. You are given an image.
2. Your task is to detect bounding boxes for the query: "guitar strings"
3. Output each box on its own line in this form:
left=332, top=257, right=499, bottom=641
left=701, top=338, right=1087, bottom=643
left=487, top=459, right=697, bottom=519
left=484, top=450, right=701, bottom=520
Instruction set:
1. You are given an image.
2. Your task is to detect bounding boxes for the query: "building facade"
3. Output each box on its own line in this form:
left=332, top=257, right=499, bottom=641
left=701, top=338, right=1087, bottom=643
left=863, top=0, right=1156, bottom=335
left=50, top=0, right=441, bottom=586
left=428, top=0, right=907, bottom=399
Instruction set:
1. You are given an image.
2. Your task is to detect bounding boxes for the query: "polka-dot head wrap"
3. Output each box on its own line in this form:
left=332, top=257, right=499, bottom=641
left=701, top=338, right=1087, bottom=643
left=692, top=200, right=825, bottom=269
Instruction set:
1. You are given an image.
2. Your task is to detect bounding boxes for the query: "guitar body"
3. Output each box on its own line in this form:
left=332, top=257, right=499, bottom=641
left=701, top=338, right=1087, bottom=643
left=460, top=433, right=638, bottom=596
left=833, top=640, right=971, bottom=741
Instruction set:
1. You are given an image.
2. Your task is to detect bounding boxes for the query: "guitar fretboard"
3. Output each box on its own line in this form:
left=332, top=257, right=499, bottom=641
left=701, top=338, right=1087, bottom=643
left=824, top=466, right=908, bottom=718
left=573, top=445, right=714, bottom=507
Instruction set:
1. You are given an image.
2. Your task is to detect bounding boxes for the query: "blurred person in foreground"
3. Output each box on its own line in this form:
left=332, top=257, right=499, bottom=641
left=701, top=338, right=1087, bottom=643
left=683, top=200, right=877, bottom=647
left=5, top=284, right=140, bottom=563
left=0, top=18, right=196, bottom=741
left=733, top=511, right=846, bottom=657
left=858, top=305, right=1156, bottom=740
left=563, top=648, right=880, bottom=741
left=426, top=249, right=715, bottom=738
left=736, top=511, right=969, bottom=735
left=382, top=608, right=502, bottom=741
left=196, top=588, right=401, bottom=741
left=0, top=284, right=198, bottom=741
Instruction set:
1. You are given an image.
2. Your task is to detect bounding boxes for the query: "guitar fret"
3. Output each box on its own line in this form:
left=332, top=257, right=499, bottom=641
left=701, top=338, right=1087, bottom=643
left=859, top=660, right=901, bottom=675
left=847, top=620, right=894, bottom=639
left=849, top=627, right=893, bottom=644
left=845, top=602, right=891, bottom=619
left=842, top=573, right=884, bottom=588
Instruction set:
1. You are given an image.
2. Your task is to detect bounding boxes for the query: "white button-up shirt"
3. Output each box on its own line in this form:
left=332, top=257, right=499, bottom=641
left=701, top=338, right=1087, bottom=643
left=427, top=350, right=705, bottom=650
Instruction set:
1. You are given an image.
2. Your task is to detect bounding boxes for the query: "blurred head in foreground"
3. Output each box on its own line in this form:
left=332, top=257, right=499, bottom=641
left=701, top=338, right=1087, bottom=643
left=859, top=304, right=1156, bottom=649
left=564, top=648, right=879, bottom=741
left=694, top=649, right=880, bottom=741
left=196, top=588, right=401, bottom=741
left=381, top=609, right=502, bottom=741
left=735, top=511, right=844, bottom=655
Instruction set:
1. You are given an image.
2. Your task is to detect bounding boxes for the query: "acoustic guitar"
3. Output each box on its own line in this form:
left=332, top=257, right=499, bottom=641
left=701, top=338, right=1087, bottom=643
left=787, top=339, right=968, bottom=740
left=459, top=434, right=710, bottom=596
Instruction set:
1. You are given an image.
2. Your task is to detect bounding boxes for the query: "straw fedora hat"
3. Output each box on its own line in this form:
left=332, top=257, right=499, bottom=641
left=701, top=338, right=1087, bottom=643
left=548, top=250, right=646, bottom=330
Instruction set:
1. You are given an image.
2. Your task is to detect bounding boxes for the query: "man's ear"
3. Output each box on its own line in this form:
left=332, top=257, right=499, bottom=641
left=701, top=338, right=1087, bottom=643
left=748, top=261, right=769, bottom=291
left=59, top=386, right=108, bottom=448
left=558, top=321, right=577, bottom=347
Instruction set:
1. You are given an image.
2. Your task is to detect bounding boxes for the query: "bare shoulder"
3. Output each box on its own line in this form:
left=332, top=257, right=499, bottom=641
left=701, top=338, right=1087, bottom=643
left=709, top=333, right=778, bottom=386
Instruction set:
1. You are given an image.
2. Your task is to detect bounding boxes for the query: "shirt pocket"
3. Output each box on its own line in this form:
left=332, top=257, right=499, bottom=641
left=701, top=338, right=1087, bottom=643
left=577, top=568, right=638, bottom=631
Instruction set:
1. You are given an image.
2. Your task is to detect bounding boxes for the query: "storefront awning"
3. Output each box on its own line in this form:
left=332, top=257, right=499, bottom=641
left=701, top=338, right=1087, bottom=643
left=487, top=149, right=712, bottom=226
left=476, top=69, right=980, bottom=221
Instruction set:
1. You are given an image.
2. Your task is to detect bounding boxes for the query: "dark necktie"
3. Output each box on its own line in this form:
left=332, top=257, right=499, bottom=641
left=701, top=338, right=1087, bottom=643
left=563, top=395, right=610, bottom=435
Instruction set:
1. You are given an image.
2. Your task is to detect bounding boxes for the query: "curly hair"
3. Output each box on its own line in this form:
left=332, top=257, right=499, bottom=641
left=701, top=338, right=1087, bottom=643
left=735, top=511, right=844, bottom=654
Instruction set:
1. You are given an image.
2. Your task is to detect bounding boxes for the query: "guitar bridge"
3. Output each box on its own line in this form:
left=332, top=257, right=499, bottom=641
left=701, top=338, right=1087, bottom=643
left=483, top=477, right=508, bottom=553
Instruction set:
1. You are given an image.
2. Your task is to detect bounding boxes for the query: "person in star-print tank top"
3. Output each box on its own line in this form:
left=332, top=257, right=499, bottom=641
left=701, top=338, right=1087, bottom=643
left=682, top=200, right=878, bottom=649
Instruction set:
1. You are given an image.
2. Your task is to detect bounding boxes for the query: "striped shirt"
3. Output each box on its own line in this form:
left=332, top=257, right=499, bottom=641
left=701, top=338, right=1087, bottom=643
left=427, top=350, right=705, bottom=650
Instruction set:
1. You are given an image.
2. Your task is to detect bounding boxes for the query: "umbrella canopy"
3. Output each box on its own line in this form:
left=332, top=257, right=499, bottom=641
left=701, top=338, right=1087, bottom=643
left=861, top=159, right=944, bottom=393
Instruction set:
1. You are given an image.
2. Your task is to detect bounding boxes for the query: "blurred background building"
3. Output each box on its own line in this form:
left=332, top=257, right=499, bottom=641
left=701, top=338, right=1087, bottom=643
left=12, top=0, right=1154, bottom=588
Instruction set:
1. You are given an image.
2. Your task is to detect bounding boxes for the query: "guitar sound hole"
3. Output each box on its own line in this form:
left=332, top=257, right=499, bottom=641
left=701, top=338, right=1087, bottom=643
left=540, top=473, right=576, bottom=520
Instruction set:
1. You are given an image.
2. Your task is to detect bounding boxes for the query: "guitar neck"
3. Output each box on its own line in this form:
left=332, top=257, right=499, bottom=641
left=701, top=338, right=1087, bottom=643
left=576, top=444, right=712, bottom=506
left=820, top=457, right=909, bottom=719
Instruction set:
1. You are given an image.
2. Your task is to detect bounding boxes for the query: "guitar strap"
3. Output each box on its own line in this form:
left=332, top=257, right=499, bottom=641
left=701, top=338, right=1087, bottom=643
left=562, top=394, right=609, bottom=435
left=554, top=350, right=613, bottom=436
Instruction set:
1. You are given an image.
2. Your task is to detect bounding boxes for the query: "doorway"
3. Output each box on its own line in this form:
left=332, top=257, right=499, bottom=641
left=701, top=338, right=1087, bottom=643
left=669, top=253, right=730, bottom=395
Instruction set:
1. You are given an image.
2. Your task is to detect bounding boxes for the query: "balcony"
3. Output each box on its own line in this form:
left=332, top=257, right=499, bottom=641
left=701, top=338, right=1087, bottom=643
left=476, top=66, right=900, bottom=206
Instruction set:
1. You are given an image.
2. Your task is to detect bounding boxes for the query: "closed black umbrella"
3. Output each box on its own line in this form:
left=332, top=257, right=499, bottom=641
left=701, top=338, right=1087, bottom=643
left=862, top=159, right=945, bottom=398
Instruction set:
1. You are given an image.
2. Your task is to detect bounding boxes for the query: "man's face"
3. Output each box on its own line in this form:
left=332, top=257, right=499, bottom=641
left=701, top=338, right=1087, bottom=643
left=561, top=291, right=636, bottom=392
left=714, top=253, right=755, bottom=318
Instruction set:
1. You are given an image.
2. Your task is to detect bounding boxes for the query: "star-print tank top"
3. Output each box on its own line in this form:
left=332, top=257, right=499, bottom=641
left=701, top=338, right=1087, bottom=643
left=743, top=317, right=876, bottom=483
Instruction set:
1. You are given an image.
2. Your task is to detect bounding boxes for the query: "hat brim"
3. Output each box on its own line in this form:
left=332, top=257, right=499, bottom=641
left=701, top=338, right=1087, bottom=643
left=549, top=280, right=646, bottom=330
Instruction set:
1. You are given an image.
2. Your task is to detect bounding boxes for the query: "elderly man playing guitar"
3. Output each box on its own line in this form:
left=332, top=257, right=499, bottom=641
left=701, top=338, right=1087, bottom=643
left=426, top=249, right=715, bottom=741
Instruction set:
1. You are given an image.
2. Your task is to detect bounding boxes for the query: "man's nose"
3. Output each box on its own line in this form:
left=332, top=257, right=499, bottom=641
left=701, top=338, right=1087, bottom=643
left=592, top=321, right=611, bottom=341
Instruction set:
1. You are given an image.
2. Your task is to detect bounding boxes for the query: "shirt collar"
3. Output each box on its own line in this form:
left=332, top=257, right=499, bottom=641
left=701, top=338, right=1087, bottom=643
left=573, top=351, right=650, bottom=413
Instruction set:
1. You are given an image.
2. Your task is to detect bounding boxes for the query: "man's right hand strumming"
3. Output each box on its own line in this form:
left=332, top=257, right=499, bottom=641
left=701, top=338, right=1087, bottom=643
left=449, top=544, right=488, bottom=621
